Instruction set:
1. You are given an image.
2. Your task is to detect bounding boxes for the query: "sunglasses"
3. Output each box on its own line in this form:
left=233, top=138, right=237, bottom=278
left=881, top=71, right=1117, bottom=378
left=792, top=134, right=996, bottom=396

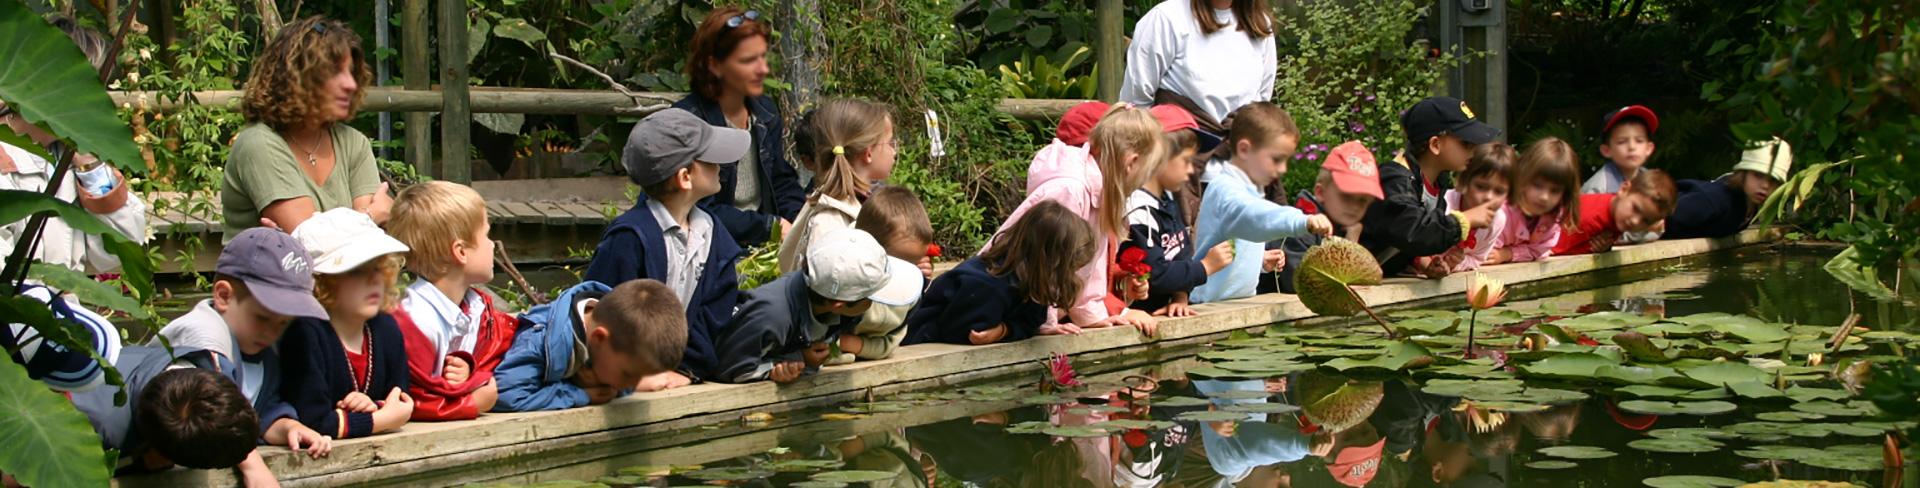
left=725, top=10, right=761, bottom=29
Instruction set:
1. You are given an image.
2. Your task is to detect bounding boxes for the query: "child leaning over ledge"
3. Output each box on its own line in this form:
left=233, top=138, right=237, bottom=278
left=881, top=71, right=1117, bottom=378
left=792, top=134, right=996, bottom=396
left=1267, top=141, right=1384, bottom=294
left=1189, top=103, right=1334, bottom=304
left=282, top=209, right=415, bottom=440
left=717, top=228, right=922, bottom=384
left=1553, top=169, right=1678, bottom=256
left=387, top=181, right=518, bottom=420
left=493, top=279, right=688, bottom=411
left=829, top=186, right=936, bottom=364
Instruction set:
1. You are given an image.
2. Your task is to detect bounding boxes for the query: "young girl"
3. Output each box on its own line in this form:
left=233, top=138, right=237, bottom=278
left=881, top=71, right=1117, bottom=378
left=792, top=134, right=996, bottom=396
left=904, top=201, right=1102, bottom=346
left=776, top=98, right=896, bottom=273
left=1664, top=138, right=1793, bottom=239
left=1126, top=105, right=1233, bottom=317
left=1434, top=142, right=1516, bottom=273
left=1492, top=137, right=1582, bottom=264
left=983, top=104, right=1165, bottom=334
left=280, top=209, right=414, bottom=440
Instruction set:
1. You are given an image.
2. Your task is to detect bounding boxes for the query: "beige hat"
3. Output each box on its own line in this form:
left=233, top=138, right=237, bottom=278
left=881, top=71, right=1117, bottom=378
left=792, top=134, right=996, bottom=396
left=1731, top=137, right=1793, bottom=182
left=804, top=228, right=923, bottom=306
left=292, top=208, right=410, bottom=274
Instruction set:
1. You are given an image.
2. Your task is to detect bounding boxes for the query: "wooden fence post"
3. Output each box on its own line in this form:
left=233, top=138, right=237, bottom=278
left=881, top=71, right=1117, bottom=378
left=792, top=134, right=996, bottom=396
left=437, top=0, right=470, bottom=183
left=1095, top=0, right=1124, bottom=103
left=403, top=0, right=432, bottom=177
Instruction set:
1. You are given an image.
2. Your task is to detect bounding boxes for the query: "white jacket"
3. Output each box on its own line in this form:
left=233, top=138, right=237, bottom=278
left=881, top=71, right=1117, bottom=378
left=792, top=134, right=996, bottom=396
left=0, top=143, right=149, bottom=274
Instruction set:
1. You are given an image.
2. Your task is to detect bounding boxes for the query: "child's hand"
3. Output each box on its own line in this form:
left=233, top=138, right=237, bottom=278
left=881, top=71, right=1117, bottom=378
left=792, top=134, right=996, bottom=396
left=443, top=355, right=471, bottom=385
left=1201, top=241, right=1235, bottom=274
left=381, top=387, right=414, bottom=415
left=969, top=324, right=1009, bottom=345
left=1461, top=199, right=1502, bottom=229
left=372, top=387, right=415, bottom=433
left=1262, top=249, right=1286, bottom=272
left=286, top=424, right=332, bottom=458
left=1123, top=309, right=1160, bottom=338
left=1649, top=220, right=1667, bottom=233
left=1306, top=214, right=1335, bottom=237
left=237, top=450, right=282, bottom=488
left=337, top=391, right=377, bottom=413
left=838, top=334, right=866, bottom=357
left=917, top=256, right=934, bottom=281
left=769, top=361, right=806, bottom=383
left=1124, top=275, right=1150, bottom=301
left=1591, top=232, right=1619, bottom=253
left=635, top=371, right=692, bottom=392
left=1154, top=295, right=1197, bottom=317
left=803, top=341, right=833, bottom=366
left=1486, top=247, right=1512, bottom=265
left=584, top=385, right=620, bottom=405
left=1038, top=322, right=1083, bottom=336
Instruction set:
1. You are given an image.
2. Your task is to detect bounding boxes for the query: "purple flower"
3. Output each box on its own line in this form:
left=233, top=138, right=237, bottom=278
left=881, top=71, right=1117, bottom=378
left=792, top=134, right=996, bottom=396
left=1350, top=121, right=1367, bottom=133
left=1305, top=152, right=1320, bottom=161
left=1366, top=95, right=1378, bottom=102
left=1351, top=106, right=1362, bottom=113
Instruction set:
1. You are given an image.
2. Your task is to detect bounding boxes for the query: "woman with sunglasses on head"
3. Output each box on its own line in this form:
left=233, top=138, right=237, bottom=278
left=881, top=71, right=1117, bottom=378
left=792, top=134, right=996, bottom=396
left=222, top=17, right=391, bottom=240
left=670, top=7, right=805, bottom=248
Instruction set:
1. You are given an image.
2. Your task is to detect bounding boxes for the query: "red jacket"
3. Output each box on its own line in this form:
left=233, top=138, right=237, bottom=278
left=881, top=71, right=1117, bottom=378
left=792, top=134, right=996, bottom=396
left=391, top=290, right=518, bottom=421
left=1552, top=193, right=1621, bottom=256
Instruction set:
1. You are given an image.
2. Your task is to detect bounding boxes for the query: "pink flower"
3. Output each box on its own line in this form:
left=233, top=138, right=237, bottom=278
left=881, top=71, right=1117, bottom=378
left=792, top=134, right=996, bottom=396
left=1045, top=353, right=1082, bottom=388
left=1467, top=273, right=1508, bottom=310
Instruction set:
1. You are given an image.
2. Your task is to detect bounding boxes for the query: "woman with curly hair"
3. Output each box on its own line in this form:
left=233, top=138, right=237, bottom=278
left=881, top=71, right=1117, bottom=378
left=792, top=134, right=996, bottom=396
left=223, top=16, right=390, bottom=239
left=670, top=6, right=805, bottom=248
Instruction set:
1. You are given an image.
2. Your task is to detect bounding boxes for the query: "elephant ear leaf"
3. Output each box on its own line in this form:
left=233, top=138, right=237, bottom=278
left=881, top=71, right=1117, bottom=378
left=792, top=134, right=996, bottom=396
left=0, top=352, right=112, bottom=488
left=0, top=2, right=143, bottom=173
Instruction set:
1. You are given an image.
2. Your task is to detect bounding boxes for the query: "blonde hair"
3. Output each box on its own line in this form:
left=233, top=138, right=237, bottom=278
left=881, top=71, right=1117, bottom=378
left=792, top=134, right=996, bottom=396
left=1515, top=137, right=1583, bottom=228
left=1086, top=105, right=1165, bottom=238
left=809, top=98, right=894, bottom=202
left=387, top=181, right=489, bottom=279
left=313, top=254, right=406, bottom=312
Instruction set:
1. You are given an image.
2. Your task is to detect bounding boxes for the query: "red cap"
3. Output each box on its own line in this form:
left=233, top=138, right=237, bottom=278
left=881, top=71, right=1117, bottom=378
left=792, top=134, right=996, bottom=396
left=1056, top=101, right=1111, bottom=146
left=1602, top=105, right=1659, bottom=136
left=1149, top=104, right=1199, bottom=133
left=1328, top=437, right=1386, bottom=487
left=1322, top=141, right=1385, bottom=200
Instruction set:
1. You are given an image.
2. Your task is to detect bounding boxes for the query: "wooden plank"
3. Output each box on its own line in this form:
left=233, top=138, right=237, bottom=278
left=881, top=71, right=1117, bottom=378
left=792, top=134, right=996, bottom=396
left=483, top=201, right=509, bottom=222
left=402, top=0, right=432, bottom=177
left=108, top=88, right=1075, bottom=120
left=528, top=201, right=570, bottom=226
left=500, top=202, right=541, bottom=225
left=557, top=202, right=605, bottom=224
left=437, top=0, right=470, bottom=183
left=1095, top=0, right=1124, bottom=102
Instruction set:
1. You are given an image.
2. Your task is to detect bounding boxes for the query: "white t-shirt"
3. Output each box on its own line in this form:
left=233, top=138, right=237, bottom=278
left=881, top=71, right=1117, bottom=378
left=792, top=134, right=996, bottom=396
left=1120, top=0, right=1279, bottom=124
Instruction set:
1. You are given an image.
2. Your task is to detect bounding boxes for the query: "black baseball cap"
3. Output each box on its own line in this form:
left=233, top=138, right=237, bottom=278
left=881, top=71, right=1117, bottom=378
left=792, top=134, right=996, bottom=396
left=1401, top=96, right=1500, bottom=155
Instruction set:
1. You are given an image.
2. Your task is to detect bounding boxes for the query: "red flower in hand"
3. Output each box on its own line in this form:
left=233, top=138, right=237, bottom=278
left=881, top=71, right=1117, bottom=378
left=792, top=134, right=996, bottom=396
left=926, top=243, right=943, bottom=258
left=1117, top=245, right=1151, bottom=278
left=1122, top=430, right=1149, bottom=448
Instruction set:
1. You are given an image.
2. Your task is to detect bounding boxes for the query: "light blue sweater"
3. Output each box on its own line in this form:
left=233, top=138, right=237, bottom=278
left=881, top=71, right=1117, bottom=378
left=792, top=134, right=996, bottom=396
left=1190, top=160, right=1310, bottom=303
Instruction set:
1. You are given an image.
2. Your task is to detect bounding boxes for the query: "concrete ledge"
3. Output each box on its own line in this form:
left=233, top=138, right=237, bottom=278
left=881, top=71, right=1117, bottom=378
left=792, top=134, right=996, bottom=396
left=114, top=229, right=1777, bottom=487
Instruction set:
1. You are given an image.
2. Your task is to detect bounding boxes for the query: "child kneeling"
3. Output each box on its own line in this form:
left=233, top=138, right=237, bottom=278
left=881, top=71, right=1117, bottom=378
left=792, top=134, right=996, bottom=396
left=492, top=279, right=688, bottom=411
left=716, top=228, right=922, bottom=383
left=904, top=201, right=1094, bottom=346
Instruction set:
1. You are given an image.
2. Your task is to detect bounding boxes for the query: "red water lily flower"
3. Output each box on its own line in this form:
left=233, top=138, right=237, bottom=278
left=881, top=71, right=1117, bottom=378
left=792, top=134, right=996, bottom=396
left=926, top=243, right=943, bottom=258
left=1043, top=352, right=1082, bottom=389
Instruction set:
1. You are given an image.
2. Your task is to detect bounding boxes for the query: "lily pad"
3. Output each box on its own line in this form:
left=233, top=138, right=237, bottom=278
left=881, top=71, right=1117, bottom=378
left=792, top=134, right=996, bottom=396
left=1627, top=437, right=1723, bottom=453
left=1725, top=381, right=1786, bottom=399
left=1554, top=311, right=1657, bottom=331
left=1177, top=410, right=1255, bottom=422
left=1202, top=349, right=1301, bottom=362
left=1789, top=400, right=1874, bottom=417
left=683, top=466, right=774, bottom=481
left=1754, top=411, right=1823, bottom=422
left=1393, top=316, right=1461, bottom=336
left=1613, top=331, right=1672, bottom=363
left=1154, top=396, right=1212, bottom=407
left=1042, top=426, right=1116, bottom=438
left=1225, top=402, right=1303, bottom=414
left=1537, top=445, right=1617, bottom=459
left=1735, top=444, right=1824, bottom=460
left=810, top=470, right=901, bottom=483
left=791, top=482, right=849, bottom=488
left=1646, top=428, right=1739, bottom=440
left=1214, top=359, right=1316, bottom=375
left=616, top=465, right=672, bottom=477
left=1727, top=422, right=1802, bottom=437
left=1295, top=237, right=1384, bottom=316
left=771, top=459, right=847, bottom=472
left=1517, top=352, right=1618, bottom=380
left=1422, top=379, right=1525, bottom=398
left=1206, top=390, right=1274, bottom=400
left=1615, top=385, right=1711, bottom=399
left=1418, top=362, right=1512, bottom=379
left=1798, top=447, right=1884, bottom=471
left=1322, top=341, right=1437, bottom=372
left=1616, top=400, right=1737, bottom=416
left=1641, top=475, right=1745, bottom=488
left=1783, top=386, right=1849, bottom=403
left=1475, top=388, right=1589, bottom=405
left=1471, top=400, right=1551, bottom=412
left=1527, top=460, right=1578, bottom=470
left=1596, top=364, right=1686, bottom=385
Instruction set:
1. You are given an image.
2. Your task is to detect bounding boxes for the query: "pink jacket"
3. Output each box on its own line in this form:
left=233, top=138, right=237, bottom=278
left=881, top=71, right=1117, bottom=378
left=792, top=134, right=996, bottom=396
left=1444, top=190, right=1506, bottom=272
left=981, top=139, right=1114, bottom=327
left=1497, top=203, right=1563, bottom=263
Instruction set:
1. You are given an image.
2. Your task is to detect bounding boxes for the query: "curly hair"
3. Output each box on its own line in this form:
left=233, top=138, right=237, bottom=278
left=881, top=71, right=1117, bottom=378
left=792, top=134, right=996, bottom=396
left=313, top=253, right=406, bottom=313
left=240, top=17, right=370, bottom=131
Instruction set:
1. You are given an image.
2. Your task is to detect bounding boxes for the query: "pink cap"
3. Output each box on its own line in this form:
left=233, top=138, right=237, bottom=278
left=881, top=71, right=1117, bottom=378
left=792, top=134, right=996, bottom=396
left=1322, top=141, right=1385, bottom=200
left=1328, top=437, right=1386, bottom=487
left=1055, top=101, right=1111, bottom=146
left=1149, top=104, right=1200, bottom=133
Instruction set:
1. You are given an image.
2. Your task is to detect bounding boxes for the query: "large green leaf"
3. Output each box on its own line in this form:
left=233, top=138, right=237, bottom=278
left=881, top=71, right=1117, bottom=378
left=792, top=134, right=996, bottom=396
left=1674, top=362, right=1771, bottom=388
left=1517, top=352, right=1618, bottom=380
left=28, top=265, right=147, bottom=319
left=0, top=359, right=111, bottom=488
left=1295, top=237, right=1383, bottom=316
left=1823, top=245, right=1898, bottom=302
left=0, top=190, right=152, bottom=298
left=0, top=295, right=122, bottom=401
left=0, top=3, right=142, bottom=173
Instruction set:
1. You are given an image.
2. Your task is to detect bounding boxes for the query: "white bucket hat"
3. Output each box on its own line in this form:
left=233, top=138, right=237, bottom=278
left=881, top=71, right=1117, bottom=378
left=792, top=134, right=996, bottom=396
left=803, top=228, right=924, bottom=306
left=292, top=208, right=410, bottom=274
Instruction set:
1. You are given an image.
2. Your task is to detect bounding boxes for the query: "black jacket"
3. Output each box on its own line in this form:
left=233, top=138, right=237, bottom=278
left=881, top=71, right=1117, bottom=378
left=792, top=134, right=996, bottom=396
left=1123, top=189, right=1208, bottom=312
left=902, top=257, right=1050, bottom=346
left=1359, top=154, right=1464, bottom=275
left=1663, top=178, right=1750, bottom=239
left=713, top=272, right=856, bottom=383
left=673, top=93, right=807, bottom=247
left=277, top=314, right=411, bottom=439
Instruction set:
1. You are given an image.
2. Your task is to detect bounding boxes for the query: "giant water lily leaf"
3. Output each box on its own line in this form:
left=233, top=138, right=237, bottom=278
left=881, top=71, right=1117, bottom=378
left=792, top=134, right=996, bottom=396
left=1616, top=400, right=1737, bottom=415
left=1294, top=237, right=1383, bottom=316
left=1517, top=352, right=1617, bottom=380
left=1322, top=341, right=1436, bottom=372
left=1537, top=445, right=1617, bottom=459
left=1783, top=386, right=1849, bottom=403
left=1297, top=375, right=1385, bottom=432
left=1673, top=362, right=1770, bottom=388
left=0, top=3, right=142, bottom=172
left=1627, top=437, right=1723, bottom=453
left=1789, top=400, right=1875, bottom=417
left=1709, top=318, right=1792, bottom=343
left=1641, top=475, right=1746, bottom=488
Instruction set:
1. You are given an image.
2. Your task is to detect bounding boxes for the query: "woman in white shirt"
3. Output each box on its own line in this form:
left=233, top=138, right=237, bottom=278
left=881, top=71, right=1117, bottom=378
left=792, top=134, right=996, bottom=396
left=1121, top=0, right=1278, bottom=128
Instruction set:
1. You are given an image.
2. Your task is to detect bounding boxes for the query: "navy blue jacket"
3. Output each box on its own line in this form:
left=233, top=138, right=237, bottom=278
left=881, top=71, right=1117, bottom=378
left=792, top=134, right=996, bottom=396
left=713, top=273, right=857, bottom=383
left=1124, top=189, right=1208, bottom=312
left=902, top=257, right=1051, bottom=346
left=583, top=195, right=742, bottom=382
left=1663, top=179, right=1750, bottom=239
left=277, top=314, right=411, bottom=439
left=673, top=92, right=806, bottom=247
left=1359, top=156, right=1463, bottom=276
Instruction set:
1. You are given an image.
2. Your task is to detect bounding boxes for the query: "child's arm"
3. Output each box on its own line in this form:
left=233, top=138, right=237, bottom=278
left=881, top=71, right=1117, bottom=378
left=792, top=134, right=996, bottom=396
left=1125, top=219, right=1212, bottom=301
left=1214, top=185, right=1316, bottom=243
left=263, top=418, right=331, bottom=459
left=1505, top=215, right=1560, bottom=263
left=235, top=450, right=281, bottom=488
left=712, top=294, right=802, bottom=384
left=1363, top=162, right=1469, bottom=256
left=395, top=321, right=485, bottom=421
left=275, top=323, right=360, bottom=438
left=369, top=387, right=414, bottom=434
left=490, top=334, right=591, bottom=412
left=848, top=304, right=909, bottom=360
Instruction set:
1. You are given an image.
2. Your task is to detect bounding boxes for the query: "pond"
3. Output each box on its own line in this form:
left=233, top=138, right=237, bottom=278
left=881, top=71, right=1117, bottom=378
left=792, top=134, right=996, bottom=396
left=347, top=246, right=1920, bottom=487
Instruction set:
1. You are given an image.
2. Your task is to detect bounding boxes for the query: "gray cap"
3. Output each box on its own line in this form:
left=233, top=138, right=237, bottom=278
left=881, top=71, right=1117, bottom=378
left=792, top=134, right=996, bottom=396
left=216, top=227, right=328, bottom=320
left=623, top=108, right=750, bottom=186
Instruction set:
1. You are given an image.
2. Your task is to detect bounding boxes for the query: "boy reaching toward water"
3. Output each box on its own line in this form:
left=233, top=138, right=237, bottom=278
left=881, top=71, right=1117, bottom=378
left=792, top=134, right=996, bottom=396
left=1359, top=97, right=1503, bottom=277
left=1266, top=141, right=1384, bottom=294
left=1189, top=103, right=1335, bottom=304
left=716, top=229, right=921, bottom=383
left=492, top=279, right=688, bottom=411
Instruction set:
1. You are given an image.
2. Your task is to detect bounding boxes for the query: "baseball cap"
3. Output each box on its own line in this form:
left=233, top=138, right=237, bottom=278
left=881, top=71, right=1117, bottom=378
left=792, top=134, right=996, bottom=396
left=623, top=108, right=750, bottom=186
left=1056, top=101, right=1111, bottom=146
left=1149, top=104, right=1224, bottom=153
left=1323, top=141, right=1386, bottom=200
left=292, top=208, right=410, bottom=274
left=217, top=227, right=328, bottom=319
left=804, top=228, right=924, bottom=306
left=1730, top=137, right=1793, bottom=182
left=1402, top=96, right=1500, bottom=154
left=1601, top=104, right=1659, bottom=136
left=1327, top=437, right=1387, bottom=487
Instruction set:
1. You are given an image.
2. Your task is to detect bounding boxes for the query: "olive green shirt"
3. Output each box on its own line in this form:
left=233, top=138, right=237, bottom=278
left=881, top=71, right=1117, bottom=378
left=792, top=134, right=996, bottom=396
left=222, top=123, right=379, bottom=240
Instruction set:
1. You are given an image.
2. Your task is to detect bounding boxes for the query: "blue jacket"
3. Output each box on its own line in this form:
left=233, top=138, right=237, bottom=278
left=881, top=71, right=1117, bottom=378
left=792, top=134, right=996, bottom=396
left=584, top=194, right=741, bottom=382
left=673, top=92, right=807, bottom=247
left=1664, top=178, right=1750, bottom=239
left=713, top=272, right=857, bottom=383
left=1190, top=161, right=1311, bottom=304
left=902, top=257, right=1051, bottom=346
left=492, top=282, right=609, bottom=412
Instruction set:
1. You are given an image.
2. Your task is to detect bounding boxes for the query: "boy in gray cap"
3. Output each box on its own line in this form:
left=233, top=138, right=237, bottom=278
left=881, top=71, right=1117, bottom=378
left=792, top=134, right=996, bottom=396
left=584, top=108, right=751, bottom=392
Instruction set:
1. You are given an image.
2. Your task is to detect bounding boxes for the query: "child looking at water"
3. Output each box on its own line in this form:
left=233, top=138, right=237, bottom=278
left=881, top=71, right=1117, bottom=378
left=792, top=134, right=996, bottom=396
left=832, top=186, right=935, bottom=364
left=1266, top=141, right=1383, bottom=294
left=1584, top=105, right=1663, bottom=243
left=1664, top=138, right=1793, bottom=239
left=1431, top=143, right=1516, bottom=274
left=1189, top=103, right=1334, bottom=304
left=984, top=104, right=1164, bottom=334
left=1493, top=138, right=1584, bottom=264
left=493, top=279, right=689, bottom=410
left=905, top=201, right=1099, bottom=345
left=777, top=98, right=897, bottom=272
left=1359, top=97, right=1503, bottom=277
left=387, top=181, right=517, bottom=420
left=281, top=209, right=414, bottom=439
left=1553, top=169, right=1678, bottom=256
left=717, top=229, right=921, bottom=383
left=1124, top=105, right=1233, bottom=317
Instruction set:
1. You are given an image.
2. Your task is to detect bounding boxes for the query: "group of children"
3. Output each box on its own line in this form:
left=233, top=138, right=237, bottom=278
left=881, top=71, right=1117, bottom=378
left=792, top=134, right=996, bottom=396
left=11, top=94, right=1794, bottom=483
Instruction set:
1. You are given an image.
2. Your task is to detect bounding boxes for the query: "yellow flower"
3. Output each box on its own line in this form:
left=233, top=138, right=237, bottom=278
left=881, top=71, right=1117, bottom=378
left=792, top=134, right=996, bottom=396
left=1467, top=273, right=1507, bottom=310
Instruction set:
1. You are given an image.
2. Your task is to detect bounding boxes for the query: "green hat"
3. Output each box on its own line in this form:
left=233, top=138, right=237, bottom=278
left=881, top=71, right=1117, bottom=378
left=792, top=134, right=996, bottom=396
left=1732, top=137, right=1793, bottom=182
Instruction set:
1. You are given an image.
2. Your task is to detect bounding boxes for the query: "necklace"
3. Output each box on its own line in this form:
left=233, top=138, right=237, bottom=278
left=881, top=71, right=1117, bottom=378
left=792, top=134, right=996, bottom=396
left=297, top=129, right=325, bottom=167
left=344, top=323, right=372, bottom=393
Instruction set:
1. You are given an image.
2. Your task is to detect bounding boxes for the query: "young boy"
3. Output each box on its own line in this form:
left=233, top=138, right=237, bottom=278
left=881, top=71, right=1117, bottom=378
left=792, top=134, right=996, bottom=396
left=586, top=108, right=747, bottom=391
left=1665, top=138, right=1793, bottom=240
left=1552, top=169, right=1678, bottom=256
left=832, top=186, right=934, bottom=364
left=492, top=279, right=689, bottom=411
left=151, top=227, right=331, bottom=456
left=1126, top=105, right=1233, bottom=316
left=387, top=181, right=519, bottom=421
left=1359, top=97, right=1503, bottom=277
left=1583, top=105, right=1662, bottom=243
left=1189, top=103, right=1334, bottom=304
left=1266, top=141, right=1384, bottom=294
left=716, top=228, right=921, bottom=384
left=66, top=346, right=265, bottom=481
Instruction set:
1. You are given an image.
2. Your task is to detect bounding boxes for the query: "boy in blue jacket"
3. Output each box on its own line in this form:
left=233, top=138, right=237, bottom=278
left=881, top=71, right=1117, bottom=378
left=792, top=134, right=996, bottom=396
left=716, top=228, right=922, bottom=384
left=492, top=279, right=688, bottom=412
left=585, top=108, right=747, bottom=391
left=1190, top=103, right=1334, bottom=304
